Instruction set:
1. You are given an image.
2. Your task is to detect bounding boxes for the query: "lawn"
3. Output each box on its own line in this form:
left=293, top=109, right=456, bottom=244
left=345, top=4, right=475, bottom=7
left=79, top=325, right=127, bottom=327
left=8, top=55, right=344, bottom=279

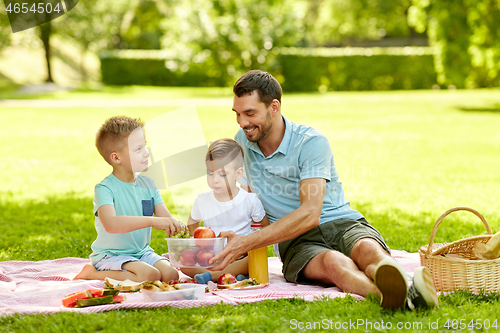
left=1, top=86, right=500, bottom=332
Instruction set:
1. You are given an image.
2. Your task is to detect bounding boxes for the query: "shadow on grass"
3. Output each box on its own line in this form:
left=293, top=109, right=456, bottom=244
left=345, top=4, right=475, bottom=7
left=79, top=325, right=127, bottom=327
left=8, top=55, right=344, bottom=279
left=1, top=84, right=235, bottom=100
left=0, top=194, right=100, bottom=261
left=0, top=73, right=21, bottom=98
left=1, top=194, right=497, bottom=261
left=0, top=193, right=177, bottom=261
left=0, top=85, right=125, bottom=100
left=457, top=104, right=500, bottom=113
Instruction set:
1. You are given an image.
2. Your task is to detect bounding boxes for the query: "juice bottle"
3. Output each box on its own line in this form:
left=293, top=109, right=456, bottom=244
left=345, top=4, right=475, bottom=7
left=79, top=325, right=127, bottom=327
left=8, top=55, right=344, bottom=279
left=248, top=223, right=269, bottom=284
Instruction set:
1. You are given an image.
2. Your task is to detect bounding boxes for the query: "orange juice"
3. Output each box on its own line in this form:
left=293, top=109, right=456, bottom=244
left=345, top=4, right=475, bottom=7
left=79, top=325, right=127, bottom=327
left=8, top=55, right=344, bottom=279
left=248, top=246, right=269, bottom=283
left=248, top=223, right=269, bottom=284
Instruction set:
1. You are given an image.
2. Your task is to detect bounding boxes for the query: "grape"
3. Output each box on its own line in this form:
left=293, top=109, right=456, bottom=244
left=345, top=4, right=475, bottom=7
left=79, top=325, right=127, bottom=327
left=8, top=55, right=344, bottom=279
left=170, top=229, right=191, bottom=239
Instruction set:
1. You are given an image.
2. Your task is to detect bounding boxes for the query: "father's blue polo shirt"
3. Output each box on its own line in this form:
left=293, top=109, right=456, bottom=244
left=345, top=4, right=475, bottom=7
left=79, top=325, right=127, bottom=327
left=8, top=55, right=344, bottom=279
left=234, top=115, right=363, bottom=224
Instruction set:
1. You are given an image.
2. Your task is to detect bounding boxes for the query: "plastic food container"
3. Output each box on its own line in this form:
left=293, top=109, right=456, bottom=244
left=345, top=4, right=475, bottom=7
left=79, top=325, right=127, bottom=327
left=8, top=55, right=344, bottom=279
left=167, top=238, right=225, bottom=268
left=142, top=283, right=206, bottom=302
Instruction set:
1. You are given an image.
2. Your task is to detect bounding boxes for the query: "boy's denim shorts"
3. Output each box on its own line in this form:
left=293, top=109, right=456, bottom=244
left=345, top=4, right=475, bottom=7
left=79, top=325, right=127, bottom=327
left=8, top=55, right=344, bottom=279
left=94, top=251, right=166, bottom=271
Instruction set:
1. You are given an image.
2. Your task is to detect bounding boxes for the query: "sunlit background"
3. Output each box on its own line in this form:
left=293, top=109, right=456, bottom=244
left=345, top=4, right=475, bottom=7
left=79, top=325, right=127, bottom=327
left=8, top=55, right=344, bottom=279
left=0, top=0, right=499, bottom=262
left=1, top=0, right=499, bottom=91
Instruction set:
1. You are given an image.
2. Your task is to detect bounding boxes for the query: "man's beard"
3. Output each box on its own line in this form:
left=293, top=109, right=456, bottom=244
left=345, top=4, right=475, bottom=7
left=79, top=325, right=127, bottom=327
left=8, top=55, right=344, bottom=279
left=246, top=111, right=273, bottom=142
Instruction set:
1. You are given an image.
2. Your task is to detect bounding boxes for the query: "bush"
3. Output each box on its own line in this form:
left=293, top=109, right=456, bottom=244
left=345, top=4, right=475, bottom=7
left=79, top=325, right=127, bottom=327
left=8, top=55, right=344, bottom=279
left=100, top=47, right=438, bottom=91
left=100, top=50, right=226, bottom=87
left=279, top=47, right=438, bottom=91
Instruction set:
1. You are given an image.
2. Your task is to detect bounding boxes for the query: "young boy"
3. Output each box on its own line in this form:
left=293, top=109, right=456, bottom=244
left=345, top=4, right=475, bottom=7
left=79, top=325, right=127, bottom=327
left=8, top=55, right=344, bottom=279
left=74, top=116, right=183, bottom=283
left=181, top=138, right=269, bottom=283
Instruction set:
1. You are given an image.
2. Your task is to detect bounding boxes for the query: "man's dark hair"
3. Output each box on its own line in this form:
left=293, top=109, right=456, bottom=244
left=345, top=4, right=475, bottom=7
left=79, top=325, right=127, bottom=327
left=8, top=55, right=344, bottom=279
left=233, top=70, right=282, bottom=106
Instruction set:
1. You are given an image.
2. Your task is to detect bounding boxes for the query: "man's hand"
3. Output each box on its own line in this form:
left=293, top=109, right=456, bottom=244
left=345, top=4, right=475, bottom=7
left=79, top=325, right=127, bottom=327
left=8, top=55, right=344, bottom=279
left=209, top=179, right=326, bottom=270
left=208, top=231, right=249, bottom=271
left=152, top=217, right=183, bottom=237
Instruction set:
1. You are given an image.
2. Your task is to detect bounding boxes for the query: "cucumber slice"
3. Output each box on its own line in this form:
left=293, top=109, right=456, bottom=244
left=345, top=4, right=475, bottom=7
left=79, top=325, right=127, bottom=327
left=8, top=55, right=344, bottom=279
left=76, top=296, right=114, bottom=307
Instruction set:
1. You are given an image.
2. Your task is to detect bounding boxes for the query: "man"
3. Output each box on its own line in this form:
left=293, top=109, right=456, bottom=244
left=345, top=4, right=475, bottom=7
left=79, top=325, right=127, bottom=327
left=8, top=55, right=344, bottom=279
left=209, top=70, right=438, bottom=309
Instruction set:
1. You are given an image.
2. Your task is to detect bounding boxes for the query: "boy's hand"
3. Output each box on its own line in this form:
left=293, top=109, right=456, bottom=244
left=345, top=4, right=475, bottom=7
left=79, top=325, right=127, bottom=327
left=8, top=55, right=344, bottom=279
left=152, top=217, right=184, bottom=237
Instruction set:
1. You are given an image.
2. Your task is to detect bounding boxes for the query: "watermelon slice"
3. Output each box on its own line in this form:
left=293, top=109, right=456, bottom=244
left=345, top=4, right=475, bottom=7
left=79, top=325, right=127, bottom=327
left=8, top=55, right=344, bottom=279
left=76, top=296, right=114, bottom=307
left=112, top=295, right=126, bottom=303
left=87, top=288, right=119, bottom=297
left=75, top=294, right=127, bottom=307
left=62, top=290, right=92, bottom=308
left=63, top=289, right=125, bottom=308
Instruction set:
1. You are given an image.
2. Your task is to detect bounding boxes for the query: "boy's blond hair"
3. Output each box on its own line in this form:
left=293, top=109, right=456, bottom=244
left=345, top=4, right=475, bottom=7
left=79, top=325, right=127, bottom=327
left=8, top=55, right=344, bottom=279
left=96, top=116, right=145, bottom=165
left=206, top=138, right=244, bottom=169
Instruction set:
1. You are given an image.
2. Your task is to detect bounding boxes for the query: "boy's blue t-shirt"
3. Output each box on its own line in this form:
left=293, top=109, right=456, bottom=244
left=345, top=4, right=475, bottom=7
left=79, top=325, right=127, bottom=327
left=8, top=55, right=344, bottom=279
left=234, top=115, right=363, bottom=225
left=89, top=173, right=164, bottom=265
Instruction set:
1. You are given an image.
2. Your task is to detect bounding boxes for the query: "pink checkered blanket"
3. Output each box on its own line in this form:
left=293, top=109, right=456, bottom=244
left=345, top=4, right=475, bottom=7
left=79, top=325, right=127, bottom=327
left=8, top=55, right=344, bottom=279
left=0, top=250, right=420, bottom=316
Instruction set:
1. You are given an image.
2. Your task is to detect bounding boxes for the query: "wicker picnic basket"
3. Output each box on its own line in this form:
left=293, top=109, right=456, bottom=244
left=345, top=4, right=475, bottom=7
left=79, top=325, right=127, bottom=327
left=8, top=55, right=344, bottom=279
left=419, top=207, right=500, bottom=292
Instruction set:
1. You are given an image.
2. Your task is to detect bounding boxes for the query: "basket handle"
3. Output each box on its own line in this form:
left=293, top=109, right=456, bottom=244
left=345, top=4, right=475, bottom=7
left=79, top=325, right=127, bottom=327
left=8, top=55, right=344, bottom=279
left=425, top=207, right=491, bottom=256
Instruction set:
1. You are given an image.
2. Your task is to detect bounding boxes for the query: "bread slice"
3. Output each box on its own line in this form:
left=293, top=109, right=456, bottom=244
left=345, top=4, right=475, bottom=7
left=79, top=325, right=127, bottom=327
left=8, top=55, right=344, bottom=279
left=473, top=231, right=500, bottom=260
left=218, top=278, right=259, bottom=289
left=141, top=284, right=162, bottom=292
left=105, top=277, right=143, bottom=292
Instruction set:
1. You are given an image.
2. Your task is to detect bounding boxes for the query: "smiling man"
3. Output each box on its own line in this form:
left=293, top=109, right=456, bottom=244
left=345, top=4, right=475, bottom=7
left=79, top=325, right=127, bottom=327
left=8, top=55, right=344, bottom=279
left=209, top=70, right=439, bottom=310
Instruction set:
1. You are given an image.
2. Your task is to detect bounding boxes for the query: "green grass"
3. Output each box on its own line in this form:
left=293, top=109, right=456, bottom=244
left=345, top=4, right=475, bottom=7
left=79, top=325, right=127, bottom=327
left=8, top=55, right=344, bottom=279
left=0, top=85, right=233, bottom=100
left=3, top=293, right=500, bottom=332
left=1, top=86, right=500, bottom=331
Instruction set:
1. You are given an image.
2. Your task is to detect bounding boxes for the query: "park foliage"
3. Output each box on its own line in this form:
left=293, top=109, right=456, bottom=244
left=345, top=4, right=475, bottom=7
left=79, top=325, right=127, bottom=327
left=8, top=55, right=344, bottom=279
left=409, top=0, right=500, bottom=88
left=99, top=47, right=438, bottom=91
left=1, top=0, right=499, bottom=89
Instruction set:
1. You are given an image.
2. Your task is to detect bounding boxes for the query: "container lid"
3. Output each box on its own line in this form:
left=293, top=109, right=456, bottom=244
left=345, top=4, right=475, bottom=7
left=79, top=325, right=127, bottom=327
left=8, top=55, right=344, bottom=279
left=251, top=223, right=263, bottom=228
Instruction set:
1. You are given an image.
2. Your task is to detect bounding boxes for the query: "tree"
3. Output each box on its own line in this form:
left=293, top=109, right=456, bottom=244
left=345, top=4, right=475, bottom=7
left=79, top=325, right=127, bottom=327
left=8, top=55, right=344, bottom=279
left=409, top=0, right=500, bottom=88
left=39, top=21, right=54, bottom=82
left=120, top=0, right=169, bottom=49
left=59, top=0, right=131, bottom=81
left=0, top=3, right=12, bottom=51
left=158, top=0, right=307, bottom=82
left=306, top=0, right=414, bottom=46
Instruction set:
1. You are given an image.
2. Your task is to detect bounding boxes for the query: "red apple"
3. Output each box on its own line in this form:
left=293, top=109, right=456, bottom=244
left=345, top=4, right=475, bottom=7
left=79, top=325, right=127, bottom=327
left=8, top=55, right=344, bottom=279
left=168, top=280, right=181, bottom=285
left=217, top=273, right=237, bottom=285
left=196, top=249, right=215, bottom=266
left=193, top=227, right=216, bottom=238
left=179, top=248, right=197, bottom=266
left=194, top=227, right=216, bottom=249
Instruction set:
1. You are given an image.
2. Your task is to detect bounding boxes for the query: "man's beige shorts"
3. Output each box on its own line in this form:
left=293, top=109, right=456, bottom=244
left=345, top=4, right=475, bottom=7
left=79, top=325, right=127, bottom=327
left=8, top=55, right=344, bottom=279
left=278, top=218, right=390, bottom=284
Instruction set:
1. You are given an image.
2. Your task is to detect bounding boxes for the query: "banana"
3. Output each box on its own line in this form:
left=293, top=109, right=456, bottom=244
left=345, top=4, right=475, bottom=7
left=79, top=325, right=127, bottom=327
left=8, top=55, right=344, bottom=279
left=473, top=231, right=500, bottom=259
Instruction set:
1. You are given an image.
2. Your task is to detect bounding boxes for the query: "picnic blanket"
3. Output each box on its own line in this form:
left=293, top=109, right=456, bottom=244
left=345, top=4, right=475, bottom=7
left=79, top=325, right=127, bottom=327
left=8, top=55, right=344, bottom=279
left=0, top=250, right=420, bottom=316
